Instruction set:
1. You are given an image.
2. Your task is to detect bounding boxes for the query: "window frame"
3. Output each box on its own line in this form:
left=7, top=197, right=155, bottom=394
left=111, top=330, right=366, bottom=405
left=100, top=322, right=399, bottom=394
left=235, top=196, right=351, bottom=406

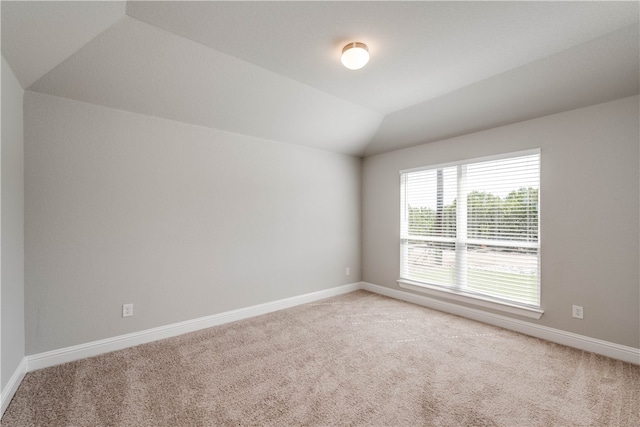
left=398, top=149, right=543, bottom=319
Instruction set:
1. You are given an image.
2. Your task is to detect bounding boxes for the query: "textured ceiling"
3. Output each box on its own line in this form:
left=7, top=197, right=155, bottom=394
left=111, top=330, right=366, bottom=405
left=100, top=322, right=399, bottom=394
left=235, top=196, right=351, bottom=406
left=2, top=1, right=639, bottom=156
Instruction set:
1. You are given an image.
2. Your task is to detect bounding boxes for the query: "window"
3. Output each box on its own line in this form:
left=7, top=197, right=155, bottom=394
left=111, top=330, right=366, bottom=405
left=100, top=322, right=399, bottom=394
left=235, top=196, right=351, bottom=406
left=400, top=150, right=540, bottom=309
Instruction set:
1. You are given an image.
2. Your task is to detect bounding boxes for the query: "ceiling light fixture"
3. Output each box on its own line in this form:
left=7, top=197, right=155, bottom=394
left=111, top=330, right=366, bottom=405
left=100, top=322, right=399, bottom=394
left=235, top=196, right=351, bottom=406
left=341, top=42, right=369, bottom=70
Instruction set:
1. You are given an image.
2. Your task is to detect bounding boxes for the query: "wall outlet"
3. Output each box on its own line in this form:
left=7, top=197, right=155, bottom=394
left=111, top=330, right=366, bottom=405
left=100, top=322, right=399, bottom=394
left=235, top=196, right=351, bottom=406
left=122, top=303, right=134, bottom=318
left=572, top=305, right=583, bottom=319
left=346, top=267, right=350, bottom=276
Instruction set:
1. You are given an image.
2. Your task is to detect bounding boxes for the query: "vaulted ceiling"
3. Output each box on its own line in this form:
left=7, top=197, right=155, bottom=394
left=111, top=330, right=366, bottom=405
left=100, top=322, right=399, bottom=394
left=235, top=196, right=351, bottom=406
left=2, top=1, right=639, bottom=156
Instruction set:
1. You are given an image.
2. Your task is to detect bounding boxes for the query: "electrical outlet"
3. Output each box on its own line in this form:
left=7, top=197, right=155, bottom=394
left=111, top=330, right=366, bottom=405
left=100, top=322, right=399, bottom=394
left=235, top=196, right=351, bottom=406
left=346, top=267, right=350, bottom=276
left=572, top=305, right=583, bottom=319
left=122, top=303, right=134, bottom=318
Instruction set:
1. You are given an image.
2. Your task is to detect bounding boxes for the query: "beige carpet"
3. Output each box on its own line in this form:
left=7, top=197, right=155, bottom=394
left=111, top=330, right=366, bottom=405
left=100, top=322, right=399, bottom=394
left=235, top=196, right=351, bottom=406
left=3, top=290, right=639, bottom=426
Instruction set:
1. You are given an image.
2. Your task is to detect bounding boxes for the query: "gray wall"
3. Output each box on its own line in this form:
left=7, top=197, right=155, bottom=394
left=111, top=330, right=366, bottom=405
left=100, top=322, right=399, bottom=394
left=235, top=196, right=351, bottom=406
left=1, top=57, right=25, bottom=389
left=363, top=96, right=639, bottom=348
left=24, top=92, right=361, bottom=355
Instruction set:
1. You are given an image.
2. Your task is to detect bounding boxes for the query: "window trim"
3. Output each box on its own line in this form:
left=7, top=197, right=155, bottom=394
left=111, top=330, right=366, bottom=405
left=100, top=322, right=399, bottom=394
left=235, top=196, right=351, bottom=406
left=399, top=148, right=541, bottom=175
left=397, top=279, right=544, bottom=319
left=399, top=149, right=542, bottom=314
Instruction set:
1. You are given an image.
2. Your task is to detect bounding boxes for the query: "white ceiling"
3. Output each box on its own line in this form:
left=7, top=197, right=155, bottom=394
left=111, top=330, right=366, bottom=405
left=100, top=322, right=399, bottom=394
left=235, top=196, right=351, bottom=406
left=366, top=23, right=640, bottom=156
left=2, top=1, right=639, bottom=156
left=0, top=0, right=125, bottom=88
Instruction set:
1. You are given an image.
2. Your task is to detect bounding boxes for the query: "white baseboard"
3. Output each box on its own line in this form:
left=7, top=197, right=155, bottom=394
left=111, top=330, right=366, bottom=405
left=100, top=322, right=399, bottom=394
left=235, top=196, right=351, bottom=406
left=17, top=279, right=640, bottom=401
left=26, top=282, right=361, bottom=372
left=361, top=282, right=640, bottom=365
left=1, top=357, right=27, bottom=416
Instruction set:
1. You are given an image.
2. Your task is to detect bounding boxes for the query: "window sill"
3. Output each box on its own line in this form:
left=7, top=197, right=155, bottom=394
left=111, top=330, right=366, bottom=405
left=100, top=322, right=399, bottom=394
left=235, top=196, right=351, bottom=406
left=397, top=279, right=544, bottom=320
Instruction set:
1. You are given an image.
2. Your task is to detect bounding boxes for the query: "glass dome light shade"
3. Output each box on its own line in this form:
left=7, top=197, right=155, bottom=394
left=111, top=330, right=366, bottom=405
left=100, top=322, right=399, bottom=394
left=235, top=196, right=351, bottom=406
left=341, top=42, right=369, bottom=70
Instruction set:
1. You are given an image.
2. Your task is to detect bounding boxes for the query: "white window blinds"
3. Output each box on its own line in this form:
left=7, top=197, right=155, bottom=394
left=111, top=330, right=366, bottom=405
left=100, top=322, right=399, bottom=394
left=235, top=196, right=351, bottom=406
left=400, top=150, right=540, bottom=307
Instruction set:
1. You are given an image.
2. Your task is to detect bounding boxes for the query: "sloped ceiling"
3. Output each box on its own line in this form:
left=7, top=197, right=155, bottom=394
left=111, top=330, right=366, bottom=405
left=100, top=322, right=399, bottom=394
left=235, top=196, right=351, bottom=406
left=2, top=1, right=639, bottom=156
left=0, top=0, right=125, bottom=88
left=27, top=16, right=382, bottom=155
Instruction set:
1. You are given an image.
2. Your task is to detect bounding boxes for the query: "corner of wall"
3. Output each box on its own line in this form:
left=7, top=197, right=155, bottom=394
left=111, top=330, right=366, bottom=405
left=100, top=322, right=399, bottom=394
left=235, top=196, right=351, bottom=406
left=1, top=55, right=26, bottom=398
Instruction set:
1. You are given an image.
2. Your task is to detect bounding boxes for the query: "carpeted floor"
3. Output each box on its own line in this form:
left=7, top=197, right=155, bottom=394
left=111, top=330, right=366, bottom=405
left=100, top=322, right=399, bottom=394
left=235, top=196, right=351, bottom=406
left=3, top=290, right=639, bottom=426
